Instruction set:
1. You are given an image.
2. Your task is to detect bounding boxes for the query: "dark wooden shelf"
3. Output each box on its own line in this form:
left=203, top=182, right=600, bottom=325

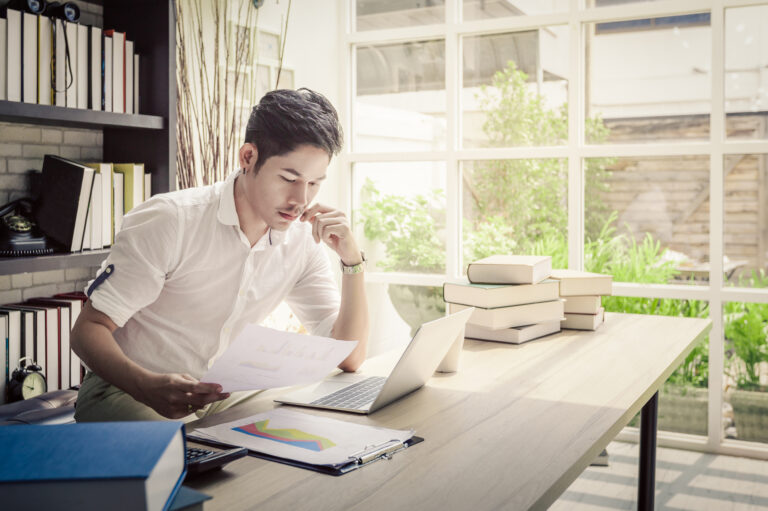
left=0, top=101, right=164, bottom=130
left=0, top=250, right=109, bottom=275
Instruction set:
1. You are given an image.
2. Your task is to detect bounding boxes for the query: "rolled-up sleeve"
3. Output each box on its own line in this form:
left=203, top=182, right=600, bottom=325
left=285, top=241, right=340, bottom=338
left=86, top=198, right=180, bottom=327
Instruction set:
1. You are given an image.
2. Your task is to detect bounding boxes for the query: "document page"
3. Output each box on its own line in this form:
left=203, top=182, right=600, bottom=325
left=201, top=324, right=357, bottom=392
left=191, top=408, right=414, bottom=467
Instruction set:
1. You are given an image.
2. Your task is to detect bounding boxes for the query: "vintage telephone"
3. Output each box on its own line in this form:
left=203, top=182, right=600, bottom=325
left=0, top=199, right=56, bottom=257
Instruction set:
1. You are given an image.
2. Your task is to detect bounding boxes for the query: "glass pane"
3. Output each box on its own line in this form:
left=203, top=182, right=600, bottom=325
left=725, top=6, right=768, bottom=139
left=258, top=31, right=280, bottom=60
left=463, top=0, right=568, bottom=21
left=462, top=159, right=567, bottom=270
left=724, top=300, right=768, bottom=444
left=586, top=16, right=711, bottom=143
left=615, top=297, right=710, bottom=437
left=366, top=282, right=444, bottom=355
left=355, top=0, right=444, bottom=31
left=276, top=68, right=294, bottom=90
left=462, top=28, right=569, bottom=148
left=353, top=162, right=446, bottom=274
left=256, top=65, right=271, bottom=98
left=724, top=154, right=768, bottom=287
left=585, top=156, right=710, bottom=284
left=355, top=40, right=446, bottom=152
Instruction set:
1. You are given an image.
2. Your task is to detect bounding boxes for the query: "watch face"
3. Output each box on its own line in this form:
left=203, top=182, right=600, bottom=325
left=21, top=372, right=47, bottom=399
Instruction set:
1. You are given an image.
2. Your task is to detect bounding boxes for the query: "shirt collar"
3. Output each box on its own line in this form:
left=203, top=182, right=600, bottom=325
left=217, top=169, right=290, bottom=247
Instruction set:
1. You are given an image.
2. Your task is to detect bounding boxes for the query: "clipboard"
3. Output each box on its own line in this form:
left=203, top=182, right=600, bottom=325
left=186, top=433, right=424, bottom=476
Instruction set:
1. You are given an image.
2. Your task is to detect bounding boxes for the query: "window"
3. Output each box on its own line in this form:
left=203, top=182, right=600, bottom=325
left=344, top=1, right=768, bottom=455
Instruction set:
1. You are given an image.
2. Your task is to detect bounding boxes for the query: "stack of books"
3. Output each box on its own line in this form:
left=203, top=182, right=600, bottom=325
left=37, top=154, right=151, bottom=253
left=550, top=269, right=613, bottom=331
left=0, top=8, right=140, bottom=113
left=443, top=255, right=564, bottom=344
left=0, top=291, right=88, bottom=402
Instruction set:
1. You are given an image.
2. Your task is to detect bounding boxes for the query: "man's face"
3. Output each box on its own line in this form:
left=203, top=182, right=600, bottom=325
left=243, top=144, right=329, bottom=231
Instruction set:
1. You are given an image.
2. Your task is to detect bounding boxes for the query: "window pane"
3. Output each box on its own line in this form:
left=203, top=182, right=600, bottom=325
left=366, top=283, right=445, bottom=355
left=463, top=0, right=568, bottom=21
left=724, top=300, right=768, bottom=444
left=355, top=40, right=446, bottom=152
left=585, top=156, right=710, bottom=284
left=725, top=6, right=768, bottom=139
left=353, top=162, right=446, bottom=274
left=724, top=154, right=768, bottom=287
left=462, top=28, right=569, bottom=148
left=586, top=17, right=711, bottom=143
left=355, top=0, right=444, bottom=31
left=461, top=159, right=567, bottom=270
left=614, top=297, right=710, bottom=437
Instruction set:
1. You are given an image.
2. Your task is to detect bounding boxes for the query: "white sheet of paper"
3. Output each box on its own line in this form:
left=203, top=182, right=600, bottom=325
left=201, top=324, right=357, bottom=392
left=191, top=408, right=413, bottom=467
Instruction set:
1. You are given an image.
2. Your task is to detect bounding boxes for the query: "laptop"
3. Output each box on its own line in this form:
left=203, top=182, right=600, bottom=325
left=275, top=307, right=474, bottom=414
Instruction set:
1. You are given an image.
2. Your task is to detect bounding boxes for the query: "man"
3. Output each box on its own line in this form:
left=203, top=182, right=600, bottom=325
left=72, top=88, right=368, bottom=421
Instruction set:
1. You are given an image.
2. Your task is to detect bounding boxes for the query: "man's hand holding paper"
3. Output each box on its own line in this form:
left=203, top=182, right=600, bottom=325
left=201, top=324, right=358, bottom=392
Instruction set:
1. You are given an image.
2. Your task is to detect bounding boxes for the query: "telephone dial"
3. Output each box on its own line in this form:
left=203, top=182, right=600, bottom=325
left=0, top=199, right=56, bottom=257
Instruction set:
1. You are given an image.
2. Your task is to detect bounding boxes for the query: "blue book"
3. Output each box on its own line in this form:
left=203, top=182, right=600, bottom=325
left=0, top=421, right=187, bottom=511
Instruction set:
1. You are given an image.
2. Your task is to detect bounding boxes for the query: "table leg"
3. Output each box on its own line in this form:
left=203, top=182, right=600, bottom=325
left=638, top=391, right=659, bottom=511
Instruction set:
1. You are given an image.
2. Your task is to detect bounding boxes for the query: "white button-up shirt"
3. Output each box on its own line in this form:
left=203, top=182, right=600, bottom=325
left=87, top=170, right=341, bottom=379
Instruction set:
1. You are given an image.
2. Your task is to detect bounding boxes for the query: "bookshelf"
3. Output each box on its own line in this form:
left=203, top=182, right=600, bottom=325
left=0, top=0, right=176, bottom=277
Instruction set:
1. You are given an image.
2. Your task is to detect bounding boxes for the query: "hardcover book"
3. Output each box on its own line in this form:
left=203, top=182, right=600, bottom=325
left=36, top=154, right=95, bottom=252
left=448, top=300, right=564, bottom=330
left=0, top=422, right=187, bottom=511
left=465, top=320, right=561, bottom=345
left=467, top=255, right=552, bottom=285
left=561, top=307, right=605, bottom=331
left=563, top=295, right=603, bottom=314
left=550, top=269, right=613, bottom=296
left=443, top=279, right=559, bottom=309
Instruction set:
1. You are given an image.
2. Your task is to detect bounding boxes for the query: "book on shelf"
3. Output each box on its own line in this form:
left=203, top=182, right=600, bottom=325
left=0, top=421, right=187, bottom=511
left=21, top=11, right=36, bottom=104
left=0, top=315, right=6, bottom=403
left=5, top=9, right=21, bottom=102
left=113, top=171, right=125, bottom=235
left=114, top=163, right=145, bottom=213
left=86, top=162, right=115, bottom=246
left=448, top=300, right=564, bottom=330
left=125, top=39, right=134, bottom=114
left=561, top=307, right=605, bottom=331
left=76, top=23, right=88, bottom=109
left=134, top=53, right=140, bottom=112
left=50, top=295, right=85, bottom=385
left=104, top=29, right=125, bottom=113
left=550, top=269, right=613, bottom=296
left=36, top=154, right=95, bottom=253
left=144, top=172, right=152, bottom=201
left=0, top=17, right=6, bottom=101
left=88, top=25, right=102, bottom=110
left=27, top=298, right=82, bottom=387
left=64, top=20, right=77, bottom=107
left=443, top=278, right=559, bottom=309
left=465, top=319, right=561, bottom=345
left=103, top=32, right=112, bottom=111
left=467, top=255, right=552, bottom=285
left=0, top=309, right=21, bottom=402
left=2, top=303, right=58, bottom=390
left=37, top=15, right=53, bottom=105
left=90, top=173, right=104, bottom=249
left=563, top=295, right=603, bottom=314
left=53, top=17, right=66, bottom=106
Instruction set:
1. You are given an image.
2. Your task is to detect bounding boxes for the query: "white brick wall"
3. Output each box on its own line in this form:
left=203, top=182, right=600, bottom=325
left=0, top=121, right=103, bottom=300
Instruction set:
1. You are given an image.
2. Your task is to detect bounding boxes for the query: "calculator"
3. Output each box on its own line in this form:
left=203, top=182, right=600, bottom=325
left=185, top=446, right=248, bottom=477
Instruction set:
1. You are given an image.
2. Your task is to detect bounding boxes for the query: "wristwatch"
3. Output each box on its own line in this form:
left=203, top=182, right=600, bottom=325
left=340, top=251, right=366, bottom=275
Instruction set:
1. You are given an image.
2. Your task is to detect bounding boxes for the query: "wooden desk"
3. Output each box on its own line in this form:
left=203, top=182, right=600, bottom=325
left=186, top=312, right=711, bottom=511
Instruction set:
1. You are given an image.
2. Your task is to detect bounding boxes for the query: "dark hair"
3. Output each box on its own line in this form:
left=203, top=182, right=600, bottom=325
left=244, top=88, right=343, bottom=172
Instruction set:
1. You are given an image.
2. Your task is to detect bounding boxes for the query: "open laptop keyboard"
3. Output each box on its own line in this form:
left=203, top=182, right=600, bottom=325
left=310, top=376, right=387, bottom=409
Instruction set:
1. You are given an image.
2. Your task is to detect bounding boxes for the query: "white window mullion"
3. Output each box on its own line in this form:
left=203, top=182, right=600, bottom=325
left=568, top=0, right=584, bottom=270
left=708, top=0, right=726, bottom=452
left=445, top=0, right=460, bottom=279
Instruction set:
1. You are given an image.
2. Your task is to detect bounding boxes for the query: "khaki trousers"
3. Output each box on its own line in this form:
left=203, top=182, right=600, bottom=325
left=74, top=371, right=262, bottom=423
